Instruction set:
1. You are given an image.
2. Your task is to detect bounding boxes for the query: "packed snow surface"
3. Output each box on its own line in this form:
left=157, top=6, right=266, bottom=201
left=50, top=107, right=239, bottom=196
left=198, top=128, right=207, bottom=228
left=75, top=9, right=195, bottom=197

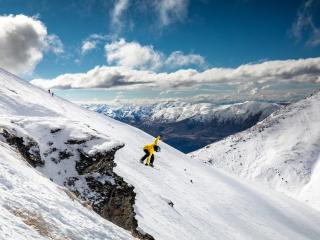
left=191, top=91, right=320, bottom=211
left=1, top=68, right=320, bottom=240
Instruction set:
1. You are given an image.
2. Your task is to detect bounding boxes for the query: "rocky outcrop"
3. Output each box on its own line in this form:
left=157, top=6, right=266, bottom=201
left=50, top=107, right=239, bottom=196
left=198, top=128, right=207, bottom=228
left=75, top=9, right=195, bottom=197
left=76, top=146, right=122, bottom=175
left=1, top=127, right=154, bottom=239
left=0, top=129, right=43, bottom=167
left=73, top=146, right=154, bottom=240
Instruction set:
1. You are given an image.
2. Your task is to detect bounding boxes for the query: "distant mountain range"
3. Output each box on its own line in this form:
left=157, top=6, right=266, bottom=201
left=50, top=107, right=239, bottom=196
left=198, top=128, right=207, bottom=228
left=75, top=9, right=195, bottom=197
left=83, top=101, right=281, bottom=153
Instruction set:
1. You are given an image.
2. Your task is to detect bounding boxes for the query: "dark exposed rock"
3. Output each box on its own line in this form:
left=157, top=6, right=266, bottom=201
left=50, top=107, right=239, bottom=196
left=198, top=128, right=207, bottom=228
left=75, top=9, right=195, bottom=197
left=50, top=128, right=62, bottom=134
left=65, top=177, right=79, bottom=187
left=43, top=147, right=57, bottom=157
left=1, top=129, right=43, bottom=167
left=58, top=150, right=73, bottom=160
left=46, top=147, right=57, bottom=155
left=76, top=145, right=123, bottom=175
left=71, top=144, right=154, bottom=240
left=85, top=175, right=137, bottom=231
left=134, top=232, right=155, bottom=240
left=65, top=139, right=87, bottom=145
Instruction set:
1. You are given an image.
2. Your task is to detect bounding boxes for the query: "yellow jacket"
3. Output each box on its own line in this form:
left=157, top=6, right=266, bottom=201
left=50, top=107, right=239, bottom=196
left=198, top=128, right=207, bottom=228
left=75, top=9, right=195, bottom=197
left=143, top=136, right=160, bottom=164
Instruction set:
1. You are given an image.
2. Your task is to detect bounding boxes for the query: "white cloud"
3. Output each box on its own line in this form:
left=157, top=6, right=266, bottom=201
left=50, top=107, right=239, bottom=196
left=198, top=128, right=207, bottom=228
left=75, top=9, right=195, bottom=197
left=105, top=38, right=205, bottom=70
left=31, top=58, right=320, bottom=101
left=105, top=38, right=163, bottom=69
left=165, top=51, right=205, bottom=68
left=31, top=66, right=152, bottom=89
left=109, top=0, right=189, bottom=32
left=46, top=34, right=64, bottom=54
left=81, top=34, right=108, bottom=55
left=0, top=14, right=63, bottom=75
left=111, top=0, right=129, bottom=31
left=291, top=0, right=320, bottom=47
left=156, top=0, right=189, bottom=26
left=81, top=41, right=96, bottom=54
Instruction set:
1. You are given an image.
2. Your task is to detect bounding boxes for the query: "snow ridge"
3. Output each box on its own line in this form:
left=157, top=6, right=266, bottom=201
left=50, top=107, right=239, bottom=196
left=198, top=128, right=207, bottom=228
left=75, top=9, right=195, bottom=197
left=190, top=91, right=320, bottom=211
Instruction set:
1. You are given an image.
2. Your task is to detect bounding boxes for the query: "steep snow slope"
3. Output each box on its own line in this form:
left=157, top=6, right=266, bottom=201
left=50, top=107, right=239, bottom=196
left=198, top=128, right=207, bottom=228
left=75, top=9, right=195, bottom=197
left=1, top=68, right=320, bottom=240
left=190, top=91, right=320, bottom=211
left=84, top=101, right=280, bottom=152
left=0, top=141, right=133, bottom=240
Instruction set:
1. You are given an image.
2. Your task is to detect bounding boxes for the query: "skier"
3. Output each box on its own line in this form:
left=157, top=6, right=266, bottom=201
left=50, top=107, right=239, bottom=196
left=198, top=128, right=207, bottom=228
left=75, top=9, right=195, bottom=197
left=140, top=135, right=161, bottom=167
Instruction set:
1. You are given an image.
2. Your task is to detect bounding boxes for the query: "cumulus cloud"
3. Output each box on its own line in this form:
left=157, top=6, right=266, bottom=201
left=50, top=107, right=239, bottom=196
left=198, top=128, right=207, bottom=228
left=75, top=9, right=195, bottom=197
left=0, top=14, right=63, bottom=75
left=291, top=0, right=320, bottom=47
left=105, top=38, right=163, bottom=69
left=105, top=38, right=205, bottom=70
left=31, top=66, right=151, bottom=89
left=81, top=34, right=108, bottom=55
left=156, top=0, right=189, bottom=26
left=31, top=58, right=320, bottom=99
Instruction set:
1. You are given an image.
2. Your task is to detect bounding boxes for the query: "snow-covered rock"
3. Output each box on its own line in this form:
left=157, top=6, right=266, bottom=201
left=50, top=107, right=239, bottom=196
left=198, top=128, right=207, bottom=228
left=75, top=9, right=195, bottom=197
left=0, top=140, right=133, bottom=240
left=190, top=90, right=320, bottom=211
left=1, top=68, right=320, bottom=240
left=84, top=101, right=280, bottom=153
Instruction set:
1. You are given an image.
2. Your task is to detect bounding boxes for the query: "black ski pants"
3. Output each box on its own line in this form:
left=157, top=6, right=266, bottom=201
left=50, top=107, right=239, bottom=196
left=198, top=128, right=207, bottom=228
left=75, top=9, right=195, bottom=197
left=140, top=149, right=154, bottom=164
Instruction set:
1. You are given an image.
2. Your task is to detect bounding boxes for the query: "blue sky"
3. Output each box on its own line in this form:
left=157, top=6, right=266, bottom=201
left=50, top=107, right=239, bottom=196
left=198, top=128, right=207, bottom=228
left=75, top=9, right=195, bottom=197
left=1, top=0, right=320, bottom=104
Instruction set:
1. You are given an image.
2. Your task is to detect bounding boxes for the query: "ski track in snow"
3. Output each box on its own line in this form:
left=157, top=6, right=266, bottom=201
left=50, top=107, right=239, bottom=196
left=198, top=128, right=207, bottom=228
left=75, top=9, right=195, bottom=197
left=0, top=68, right=320, bottom=239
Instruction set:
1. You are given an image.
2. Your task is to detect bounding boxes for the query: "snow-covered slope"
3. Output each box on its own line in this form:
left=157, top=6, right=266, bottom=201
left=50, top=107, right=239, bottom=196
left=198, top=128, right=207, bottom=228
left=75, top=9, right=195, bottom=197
left=190, top=91, right=320, bottom=211
left=84, top=101, right=280, bottom=153
left=1, top=68, right=320, bottom=240
left=0, top=140, right=132, bottom=240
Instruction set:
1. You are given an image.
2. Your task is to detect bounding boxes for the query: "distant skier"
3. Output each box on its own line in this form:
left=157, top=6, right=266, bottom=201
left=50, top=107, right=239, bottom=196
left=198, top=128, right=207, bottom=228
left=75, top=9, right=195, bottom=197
left=48, top=89, right=51, bottom=94
left=140, top=135, right=161, bottom=167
